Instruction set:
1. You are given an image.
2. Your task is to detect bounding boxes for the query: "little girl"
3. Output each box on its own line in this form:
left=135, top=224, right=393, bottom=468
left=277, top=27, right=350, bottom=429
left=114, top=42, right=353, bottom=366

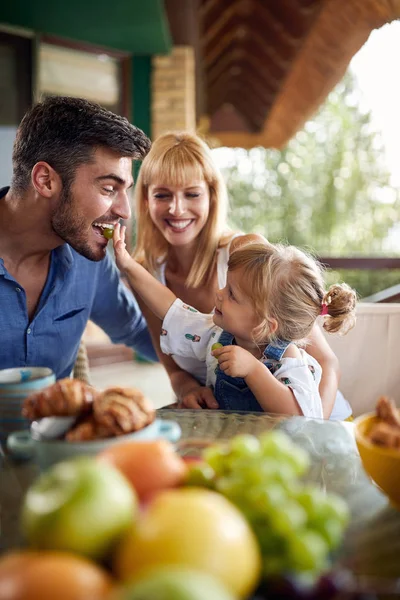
left=113, top=225, right=356, bottom=418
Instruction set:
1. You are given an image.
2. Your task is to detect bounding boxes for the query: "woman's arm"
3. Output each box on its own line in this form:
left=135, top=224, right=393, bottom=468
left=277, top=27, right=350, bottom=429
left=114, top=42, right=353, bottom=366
left=137, top=297, right=218, bottom=409
left=306, top=324, right=340, bottom=418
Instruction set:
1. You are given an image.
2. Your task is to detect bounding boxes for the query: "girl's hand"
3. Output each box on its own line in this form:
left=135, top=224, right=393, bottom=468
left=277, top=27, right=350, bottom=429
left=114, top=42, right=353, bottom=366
left=113, top=223, right=134, bottom=272
left=212, top=345, right=259, bottom=378
left=180, top=386, right=219, bottom=410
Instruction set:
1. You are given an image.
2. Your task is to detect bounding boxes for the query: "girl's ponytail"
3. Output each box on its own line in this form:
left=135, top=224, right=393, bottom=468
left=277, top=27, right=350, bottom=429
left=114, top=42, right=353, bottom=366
left=321, top=283, right=357, bottom=335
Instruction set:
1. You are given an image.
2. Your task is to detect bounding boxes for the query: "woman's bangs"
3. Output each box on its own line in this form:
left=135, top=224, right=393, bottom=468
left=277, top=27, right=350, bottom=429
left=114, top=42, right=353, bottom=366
left=146, top=148, right=206, bottom=188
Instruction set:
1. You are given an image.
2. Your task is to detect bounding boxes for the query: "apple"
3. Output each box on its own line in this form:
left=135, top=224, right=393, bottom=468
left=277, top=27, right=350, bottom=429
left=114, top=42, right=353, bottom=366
left=111, top=566, right=236, bottom=600
left=21, top=457, right=137, bottom=561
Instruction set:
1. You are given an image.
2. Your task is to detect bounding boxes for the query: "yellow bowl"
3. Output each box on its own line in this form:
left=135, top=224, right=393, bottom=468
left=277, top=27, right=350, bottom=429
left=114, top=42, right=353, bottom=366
left=354, top=412, right=400, bottom=508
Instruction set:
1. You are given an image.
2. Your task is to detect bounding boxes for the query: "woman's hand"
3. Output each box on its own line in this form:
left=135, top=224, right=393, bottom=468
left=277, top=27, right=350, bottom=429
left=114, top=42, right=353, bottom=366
left=113, top=223, right=134, bottom=272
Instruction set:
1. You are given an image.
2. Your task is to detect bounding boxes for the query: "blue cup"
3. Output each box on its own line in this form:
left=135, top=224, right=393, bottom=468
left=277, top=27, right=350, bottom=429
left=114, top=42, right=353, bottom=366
left=0, top=367, right=56, bottom=444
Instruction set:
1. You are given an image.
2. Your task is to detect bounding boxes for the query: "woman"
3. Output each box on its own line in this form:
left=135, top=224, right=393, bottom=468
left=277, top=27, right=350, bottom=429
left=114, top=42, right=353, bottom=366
left=133, top=132, right=340, bottom=417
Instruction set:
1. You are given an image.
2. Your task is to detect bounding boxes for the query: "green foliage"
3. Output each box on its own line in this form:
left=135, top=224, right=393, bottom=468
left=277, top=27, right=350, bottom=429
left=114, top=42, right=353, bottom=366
left=214, top=72, right=400, bottom=298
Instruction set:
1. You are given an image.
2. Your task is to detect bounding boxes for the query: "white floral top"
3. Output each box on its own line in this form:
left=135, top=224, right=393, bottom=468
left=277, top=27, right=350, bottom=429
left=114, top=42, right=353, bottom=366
left=160, top=299, right=328, bottom=419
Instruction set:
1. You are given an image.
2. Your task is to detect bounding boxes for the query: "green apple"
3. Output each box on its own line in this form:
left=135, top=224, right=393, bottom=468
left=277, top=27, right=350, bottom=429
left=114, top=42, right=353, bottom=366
left=112, top=567, right=236, bottom=600
left=21, top=457, right=137, bottom=561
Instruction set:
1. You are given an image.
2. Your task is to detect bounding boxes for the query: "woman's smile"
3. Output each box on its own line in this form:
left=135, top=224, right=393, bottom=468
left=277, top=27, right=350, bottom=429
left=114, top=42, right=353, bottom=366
left=164, top=218, right=195, bottom=232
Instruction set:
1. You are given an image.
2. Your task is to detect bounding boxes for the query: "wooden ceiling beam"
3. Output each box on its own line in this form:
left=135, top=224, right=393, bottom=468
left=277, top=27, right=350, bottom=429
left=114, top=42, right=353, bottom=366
left=202, top=1, right=241, bottom=47
left=266, top=0, right=324, bottom=37
left=208, top=58, right=276, bottom=110
left=206, top=44, right=245, bottom=87
left=209, top=75, right=269, bottom=129
left=208, top=55, right=278, bottom=101
left=203, top=26, right=239, bottom=69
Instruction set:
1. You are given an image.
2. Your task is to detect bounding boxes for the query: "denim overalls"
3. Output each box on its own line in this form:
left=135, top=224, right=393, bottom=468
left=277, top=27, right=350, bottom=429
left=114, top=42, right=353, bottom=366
left=214, top=330, right=290, bottom=412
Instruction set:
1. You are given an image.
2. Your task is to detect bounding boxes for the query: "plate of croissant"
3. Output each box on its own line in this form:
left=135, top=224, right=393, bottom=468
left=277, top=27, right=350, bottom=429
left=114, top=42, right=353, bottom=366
left=6, top=378, right=181, bottom=470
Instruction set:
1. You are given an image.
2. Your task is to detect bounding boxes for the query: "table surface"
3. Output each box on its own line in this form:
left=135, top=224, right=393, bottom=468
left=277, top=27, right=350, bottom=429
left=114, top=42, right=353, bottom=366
left=1, top=409, right=400, bottom=591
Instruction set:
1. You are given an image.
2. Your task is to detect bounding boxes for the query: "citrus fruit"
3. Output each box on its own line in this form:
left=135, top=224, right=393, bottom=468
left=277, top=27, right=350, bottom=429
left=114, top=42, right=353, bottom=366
left=0, top=551, right=113, bottom=600
left=97, top=440, right=187, bottom=502
left=114, top=488, right=261, bottom=598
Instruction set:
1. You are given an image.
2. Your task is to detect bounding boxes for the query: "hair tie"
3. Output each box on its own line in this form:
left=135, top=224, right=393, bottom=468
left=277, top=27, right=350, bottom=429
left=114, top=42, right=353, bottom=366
left=320, top=295, right=331, bottom=316
left=320, top=303, right=329, bottom=316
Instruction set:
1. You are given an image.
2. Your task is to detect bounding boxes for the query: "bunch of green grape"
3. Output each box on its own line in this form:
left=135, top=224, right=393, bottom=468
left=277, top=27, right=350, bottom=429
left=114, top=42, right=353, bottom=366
left=185, top=431, right=349, bottom=580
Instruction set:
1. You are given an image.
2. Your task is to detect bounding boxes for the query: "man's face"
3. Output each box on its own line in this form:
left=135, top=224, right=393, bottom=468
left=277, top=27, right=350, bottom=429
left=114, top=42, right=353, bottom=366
left=51, top=147, right=134, bottom=261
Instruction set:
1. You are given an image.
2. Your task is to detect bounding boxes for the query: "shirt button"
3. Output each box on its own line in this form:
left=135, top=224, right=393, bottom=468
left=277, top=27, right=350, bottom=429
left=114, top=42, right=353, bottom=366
left=27, top=328, right=31, bottom=334
left=15, top=287, right=21, bottom=292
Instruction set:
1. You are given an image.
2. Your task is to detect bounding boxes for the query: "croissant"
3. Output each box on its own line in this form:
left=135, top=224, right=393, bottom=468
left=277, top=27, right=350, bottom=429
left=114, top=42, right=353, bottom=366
left=22, top=378, right=97, bottom=420
left=65, top=415, right=112, bottom=442
left=93, top=387, right=155, bottom=436
left=376, top=396, right=400, bottom=429
left=369, top=422, right=400, bottom=449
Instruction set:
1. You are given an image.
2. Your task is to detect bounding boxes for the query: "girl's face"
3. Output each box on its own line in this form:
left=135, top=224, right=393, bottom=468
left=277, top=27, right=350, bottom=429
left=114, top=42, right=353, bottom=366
left=213, top=268, right=262, bottom=346
left=146, top=180, right=210, bottom=248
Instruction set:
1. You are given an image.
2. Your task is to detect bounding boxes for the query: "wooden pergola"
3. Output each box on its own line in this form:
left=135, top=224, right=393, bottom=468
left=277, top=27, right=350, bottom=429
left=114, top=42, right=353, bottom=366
left=185, top=0, right=400, bottom=149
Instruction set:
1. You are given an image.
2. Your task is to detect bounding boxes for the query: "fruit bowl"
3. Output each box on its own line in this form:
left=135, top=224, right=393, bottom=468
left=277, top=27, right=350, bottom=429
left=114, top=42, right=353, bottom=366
left=354, top=412, right=400, bottom=508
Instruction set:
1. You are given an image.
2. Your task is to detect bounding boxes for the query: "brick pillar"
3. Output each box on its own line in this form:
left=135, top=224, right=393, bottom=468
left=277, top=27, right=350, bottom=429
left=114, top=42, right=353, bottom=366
left=152, top=46, right=196, bottom=139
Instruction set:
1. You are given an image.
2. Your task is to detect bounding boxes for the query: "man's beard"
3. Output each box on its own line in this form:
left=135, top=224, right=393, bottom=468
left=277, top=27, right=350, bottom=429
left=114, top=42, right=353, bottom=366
left=51, top=186, right=105, bottom=262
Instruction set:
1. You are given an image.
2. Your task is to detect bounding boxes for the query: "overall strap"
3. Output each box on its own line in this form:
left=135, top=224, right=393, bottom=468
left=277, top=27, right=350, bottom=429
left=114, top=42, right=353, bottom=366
left=218, top=330, right=234, bottom=346
left=264, top=339, right=291, bottom=361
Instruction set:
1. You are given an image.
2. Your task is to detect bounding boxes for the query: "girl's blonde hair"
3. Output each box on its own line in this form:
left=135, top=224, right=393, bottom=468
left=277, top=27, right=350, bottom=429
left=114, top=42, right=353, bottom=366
left=133, top=132, right=231, bottom=288
left=228, top=242, right=357, bottom=344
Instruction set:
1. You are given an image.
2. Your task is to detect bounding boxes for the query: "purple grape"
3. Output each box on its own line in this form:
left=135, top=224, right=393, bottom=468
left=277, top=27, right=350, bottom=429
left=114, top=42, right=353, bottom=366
left=255, top=574, right=310, bottom=599
left=311, top=570, right=353, bottom=599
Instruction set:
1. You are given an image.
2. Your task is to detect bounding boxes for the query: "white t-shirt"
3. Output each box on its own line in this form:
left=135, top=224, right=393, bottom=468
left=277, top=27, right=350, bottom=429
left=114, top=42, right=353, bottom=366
left=160, top=299, right=324, bottom=419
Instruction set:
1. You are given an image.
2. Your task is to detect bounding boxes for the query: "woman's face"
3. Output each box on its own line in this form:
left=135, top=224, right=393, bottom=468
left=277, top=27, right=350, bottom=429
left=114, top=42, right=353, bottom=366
left=146, top=180, right=210, bottom=248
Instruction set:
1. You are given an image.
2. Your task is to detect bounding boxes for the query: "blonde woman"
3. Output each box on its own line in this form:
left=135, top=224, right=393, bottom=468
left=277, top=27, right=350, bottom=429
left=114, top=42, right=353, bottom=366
left=133, top=132, right=341, bottom=416
left=116, top=228, right=356, bottom=419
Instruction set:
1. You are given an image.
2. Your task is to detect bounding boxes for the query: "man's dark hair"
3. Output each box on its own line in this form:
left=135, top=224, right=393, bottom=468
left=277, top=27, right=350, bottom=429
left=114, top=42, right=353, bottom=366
left=11, top=96, right=151, bottom=192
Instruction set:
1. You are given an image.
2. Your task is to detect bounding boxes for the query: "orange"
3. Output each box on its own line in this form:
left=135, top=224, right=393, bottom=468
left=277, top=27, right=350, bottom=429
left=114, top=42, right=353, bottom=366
left=97, top=440, right=187, bottom=501
left=0, top=551, right=113, bottom=600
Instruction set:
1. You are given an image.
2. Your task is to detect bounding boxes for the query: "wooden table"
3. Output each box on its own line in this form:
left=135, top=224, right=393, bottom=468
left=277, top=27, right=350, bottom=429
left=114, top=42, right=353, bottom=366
left=1, top=409, right=400, bottom=594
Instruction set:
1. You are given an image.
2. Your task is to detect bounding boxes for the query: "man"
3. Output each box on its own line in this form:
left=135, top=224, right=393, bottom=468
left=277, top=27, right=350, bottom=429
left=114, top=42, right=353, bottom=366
left=0, top=96, right=157, bottom=379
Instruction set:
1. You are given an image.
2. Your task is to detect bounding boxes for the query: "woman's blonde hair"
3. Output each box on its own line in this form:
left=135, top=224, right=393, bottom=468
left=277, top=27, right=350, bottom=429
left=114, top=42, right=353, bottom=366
left=133, top=132, right=231, bottom=287
left=228, top=242, right=357, bottom=344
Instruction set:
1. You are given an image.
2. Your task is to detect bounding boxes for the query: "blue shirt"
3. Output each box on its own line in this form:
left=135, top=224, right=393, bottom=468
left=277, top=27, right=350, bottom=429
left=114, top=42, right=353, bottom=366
left=0, top=188, right=157, bottom=379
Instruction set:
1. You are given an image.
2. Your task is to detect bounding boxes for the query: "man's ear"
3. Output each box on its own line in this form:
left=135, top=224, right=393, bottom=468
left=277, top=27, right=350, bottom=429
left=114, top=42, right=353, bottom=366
left=31, top=162, right=62, bottom=198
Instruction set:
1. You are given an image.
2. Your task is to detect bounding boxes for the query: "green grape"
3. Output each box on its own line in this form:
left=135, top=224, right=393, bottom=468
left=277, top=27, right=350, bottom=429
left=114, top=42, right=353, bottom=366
left=196, top=431, right=348, bottom=579
left=211, top=342, right=223, bottom=351
left=259, top=430, right=298, bottom=457
left=282, top=446, right=310, bottom=477
left=215, top=476, right=244, bottom=500
left=247, top=483, right=287, bottom=511
left=203, top=444, right=230, bottom=475
left=229, top=434, right=261, bottom=458
left=312, top=517, right=344, bottom=549
left=295, top=486, right=326, bottom=519
left=318, top=493, right=349, bottom=526
left=185, top=463, right=216, bottom=489
left=288, top=530, right=328, bottom=572
left=268, top=501, right=307, bottom=536
left=102, top=227, right=114, bottom=239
